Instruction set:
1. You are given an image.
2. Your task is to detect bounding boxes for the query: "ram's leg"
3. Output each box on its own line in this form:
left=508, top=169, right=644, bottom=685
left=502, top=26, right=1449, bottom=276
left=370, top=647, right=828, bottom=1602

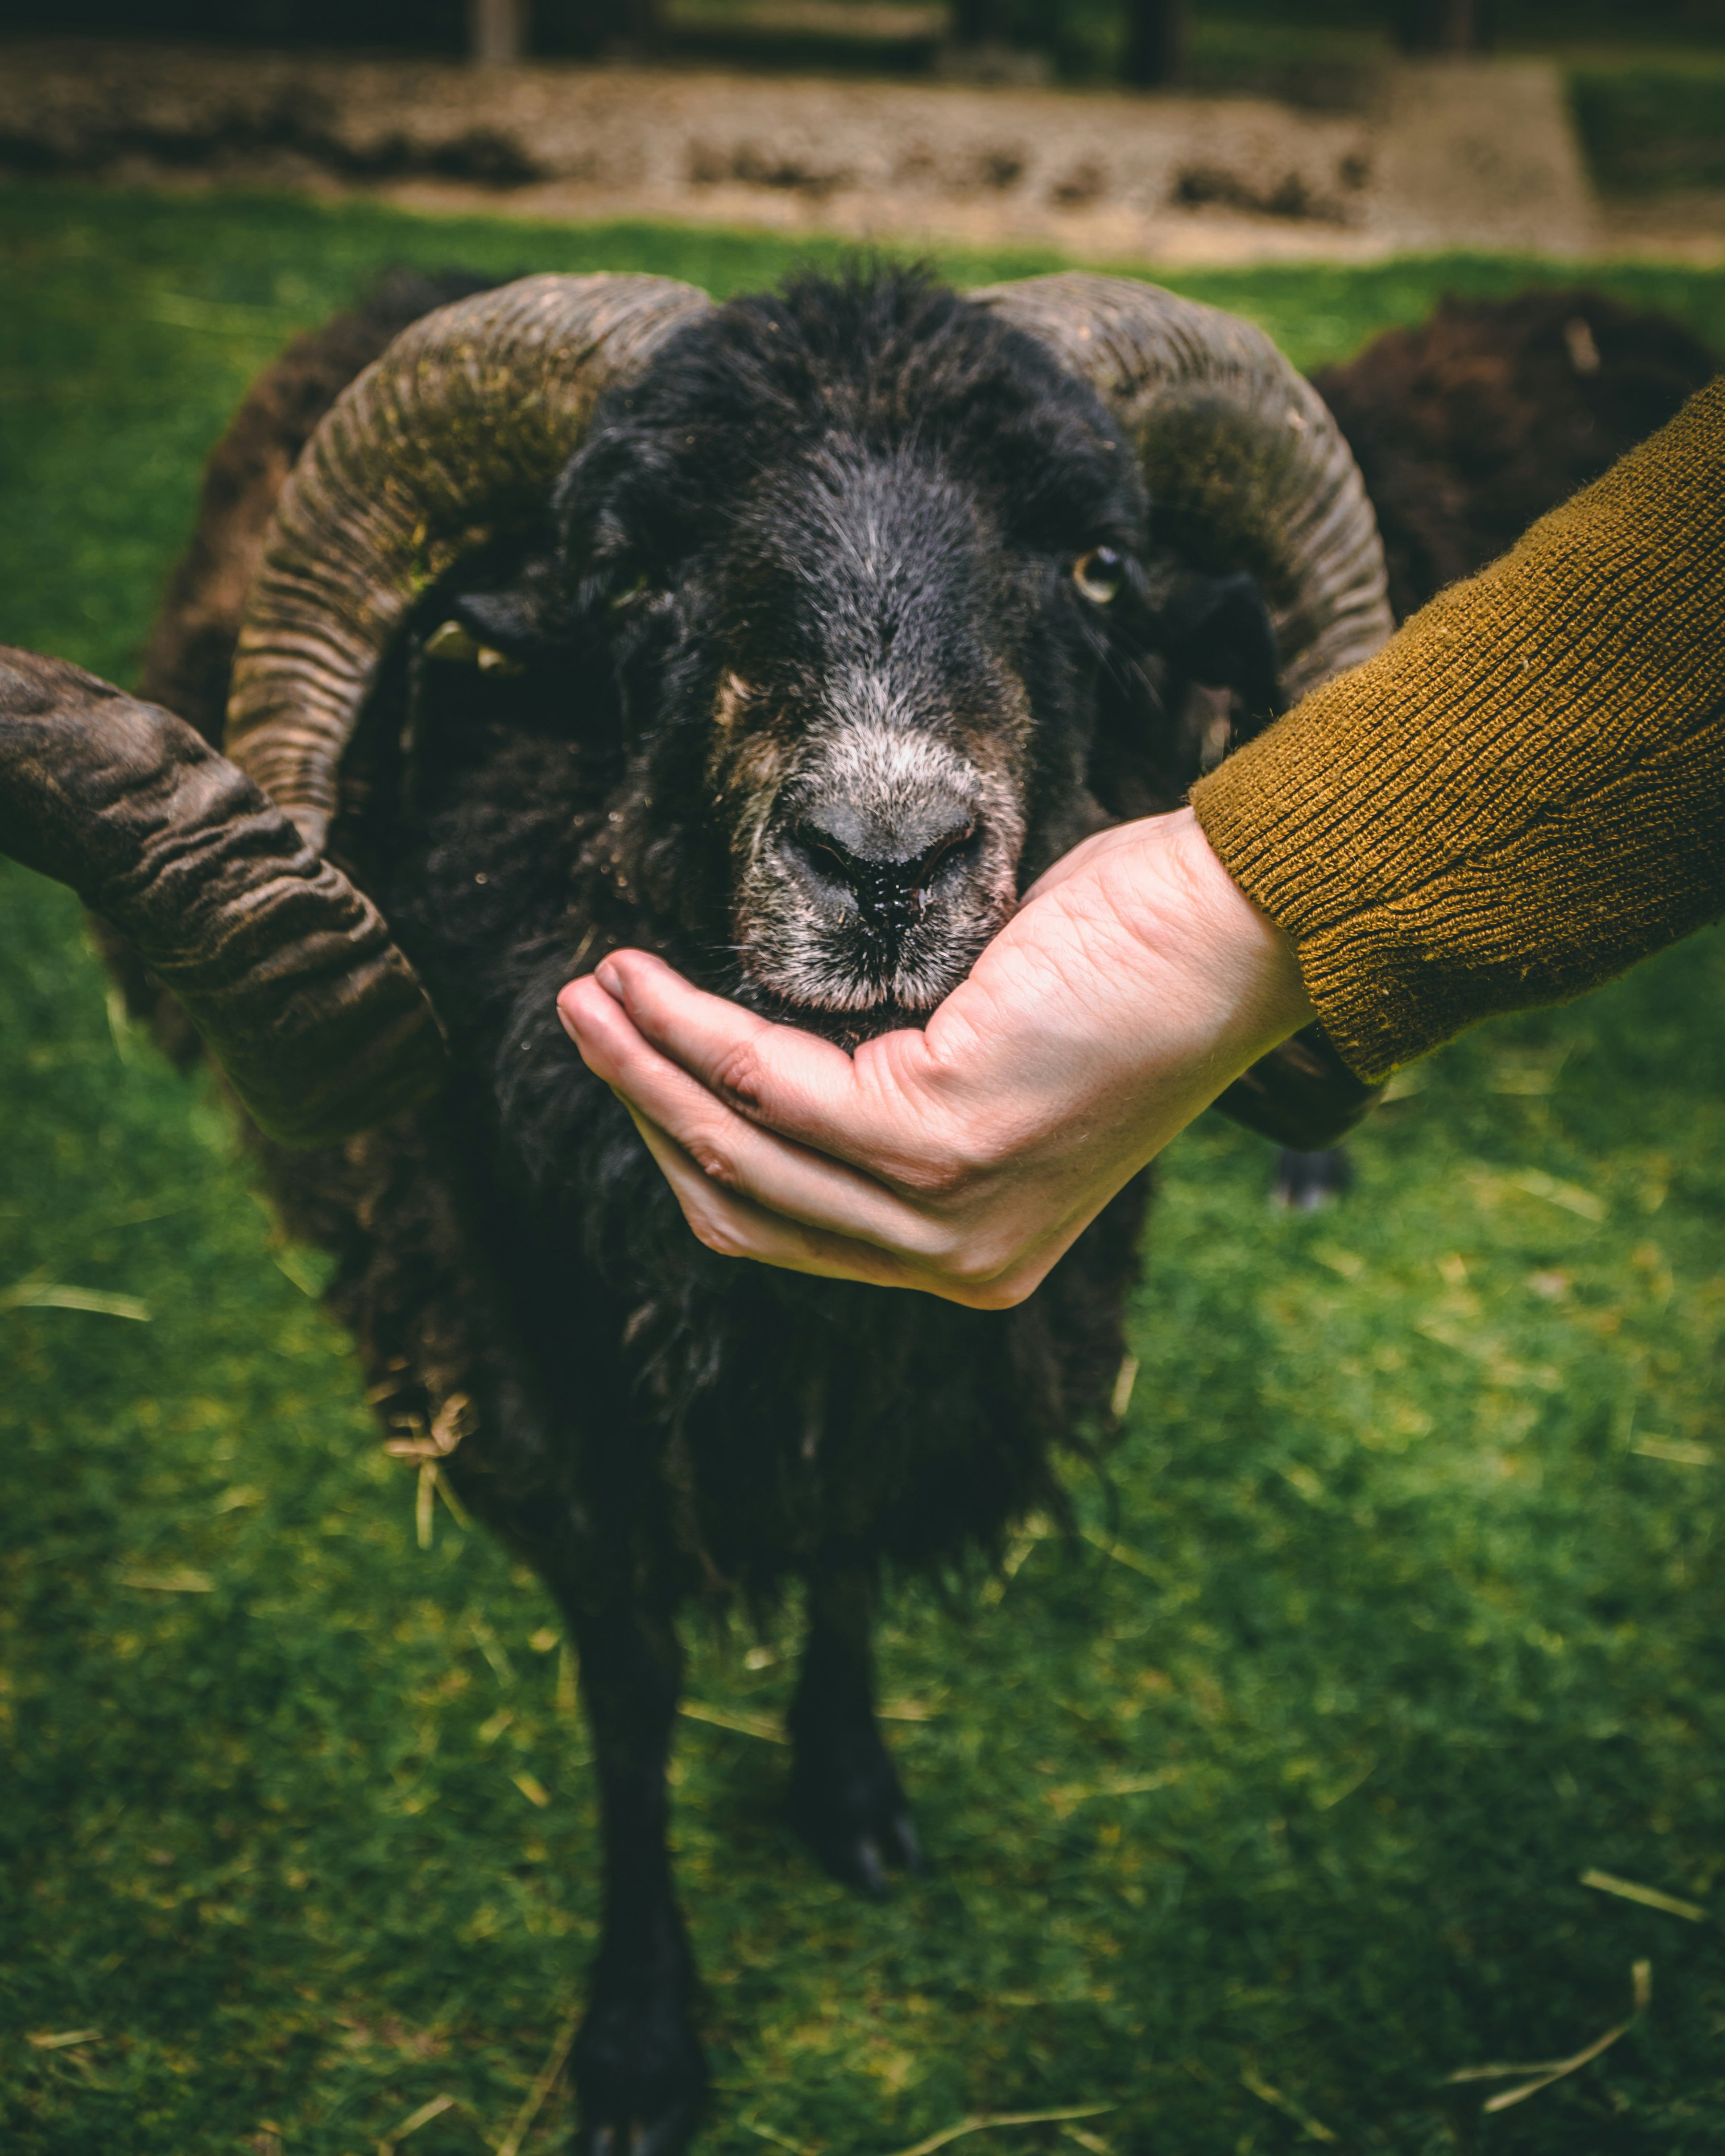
left=788, top=1564, right=921, bottom=1900
left=1274, top=1144, right=1353, bottom=1211
left=565, top=1596, right=707, bottom=2156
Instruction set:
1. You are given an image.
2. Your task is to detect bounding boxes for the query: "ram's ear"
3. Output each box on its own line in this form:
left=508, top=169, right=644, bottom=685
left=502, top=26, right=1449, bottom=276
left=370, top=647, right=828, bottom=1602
left=442, top=555, right=575, bottom=663
left=1159, top=570, right=1282, bottom=724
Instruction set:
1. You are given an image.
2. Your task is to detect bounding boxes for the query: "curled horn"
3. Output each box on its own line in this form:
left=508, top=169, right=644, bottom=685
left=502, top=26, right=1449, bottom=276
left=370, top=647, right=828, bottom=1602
left=226, top=273, right=715, bottom=852
left=973, top=273, right=1392, bottom=702
left=978, top=275, right=1394, bottom=1149
left=0, top=647, right=444, bottom=1148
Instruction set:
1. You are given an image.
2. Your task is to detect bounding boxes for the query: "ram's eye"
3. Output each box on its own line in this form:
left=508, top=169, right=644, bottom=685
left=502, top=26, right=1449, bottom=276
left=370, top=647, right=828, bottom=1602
left=1072, top=546, right=1125, bottom=605
left=424, top=619, right=523, bottom=675
left=609, top=570, right=651, bottom=611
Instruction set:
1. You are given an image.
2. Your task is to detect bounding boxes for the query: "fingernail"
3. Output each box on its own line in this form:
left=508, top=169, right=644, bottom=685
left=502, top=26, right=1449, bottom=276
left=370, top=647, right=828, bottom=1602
left=595, top=957, right=623, bottom=999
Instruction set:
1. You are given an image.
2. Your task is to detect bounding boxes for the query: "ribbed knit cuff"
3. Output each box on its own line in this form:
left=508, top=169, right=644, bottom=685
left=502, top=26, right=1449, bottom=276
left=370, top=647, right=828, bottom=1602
left=1192, top=377, right=1725, bottom=1081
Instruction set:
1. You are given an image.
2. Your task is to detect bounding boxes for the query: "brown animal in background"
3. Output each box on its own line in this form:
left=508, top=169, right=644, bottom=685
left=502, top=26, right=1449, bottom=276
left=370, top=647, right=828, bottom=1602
left=1311, top=285, right=1719, bottom=622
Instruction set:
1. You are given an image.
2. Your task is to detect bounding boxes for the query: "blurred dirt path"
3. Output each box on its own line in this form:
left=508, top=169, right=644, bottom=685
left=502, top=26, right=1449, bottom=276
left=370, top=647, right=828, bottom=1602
left=2, top=37, right=1719, bottom=266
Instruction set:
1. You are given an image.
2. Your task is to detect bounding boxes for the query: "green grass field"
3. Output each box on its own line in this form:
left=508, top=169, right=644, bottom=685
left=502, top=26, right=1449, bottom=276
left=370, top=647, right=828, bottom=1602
left=4, top=183, right=1725, bottom=2156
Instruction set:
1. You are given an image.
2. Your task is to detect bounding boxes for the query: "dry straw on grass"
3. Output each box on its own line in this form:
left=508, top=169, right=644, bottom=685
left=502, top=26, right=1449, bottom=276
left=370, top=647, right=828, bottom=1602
left=1, top=1279, right=150, bottom=1320
left=494, top=2003, right=583, bottom=2156
left=879, top=2105, right=1115, bottom=2156
left=1449, top=1961, right=1653, bottom=2114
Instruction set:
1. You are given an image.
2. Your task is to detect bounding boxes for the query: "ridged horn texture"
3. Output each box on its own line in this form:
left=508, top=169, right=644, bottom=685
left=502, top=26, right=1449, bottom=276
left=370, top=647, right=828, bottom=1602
left=0, top=646, right=445, bottom=1148
left=226, top=273, right=714, bottom=852
left=973, top=273, right=1393, bottom=703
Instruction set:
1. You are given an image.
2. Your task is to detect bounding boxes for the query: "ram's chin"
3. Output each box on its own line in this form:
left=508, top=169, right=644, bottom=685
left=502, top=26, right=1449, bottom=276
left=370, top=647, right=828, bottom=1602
left=733, top=959, right=958, bottom=1050
left=735, top=981, right=934, bottom=1051
left=817, top=997, right=934, bottom=1051
left=732, top=906, right=1004, bottom=1048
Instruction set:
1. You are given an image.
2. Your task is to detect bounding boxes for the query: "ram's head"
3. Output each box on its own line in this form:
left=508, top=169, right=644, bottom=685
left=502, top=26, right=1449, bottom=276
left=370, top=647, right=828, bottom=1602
left=7, top=269, right=1391, bottom=1146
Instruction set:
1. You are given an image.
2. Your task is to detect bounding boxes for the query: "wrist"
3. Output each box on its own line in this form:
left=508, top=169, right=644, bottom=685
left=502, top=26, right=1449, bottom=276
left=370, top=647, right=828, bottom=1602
left=1150, top=807, right=1318, bottom=1053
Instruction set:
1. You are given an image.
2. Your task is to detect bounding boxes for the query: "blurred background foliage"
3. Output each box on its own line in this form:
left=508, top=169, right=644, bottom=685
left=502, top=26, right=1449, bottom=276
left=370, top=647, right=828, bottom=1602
left=1, top=0, right=1724, bottom=203
left=4, top=182, right=1725, bottom=2154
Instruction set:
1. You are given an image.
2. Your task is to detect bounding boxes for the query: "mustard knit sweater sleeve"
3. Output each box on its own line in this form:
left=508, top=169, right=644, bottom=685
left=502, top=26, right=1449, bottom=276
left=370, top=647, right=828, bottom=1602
left=1191, top=376, right=1725, bottom=1083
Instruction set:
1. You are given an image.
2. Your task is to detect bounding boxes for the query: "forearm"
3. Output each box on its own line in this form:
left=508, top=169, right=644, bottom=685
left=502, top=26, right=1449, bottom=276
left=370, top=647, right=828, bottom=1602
left=1193, top=376, right=1725, bottom=1081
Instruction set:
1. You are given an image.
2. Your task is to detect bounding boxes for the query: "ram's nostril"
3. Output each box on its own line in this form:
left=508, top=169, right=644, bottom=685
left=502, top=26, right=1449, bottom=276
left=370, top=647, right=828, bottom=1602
left=789, top=808, right=977, bottom=930
left=908, top=823, right=976, bottom=890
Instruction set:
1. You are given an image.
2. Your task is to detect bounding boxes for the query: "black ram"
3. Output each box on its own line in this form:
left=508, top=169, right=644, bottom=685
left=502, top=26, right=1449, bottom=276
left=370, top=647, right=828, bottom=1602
left=2, top=263, right=1398, bottom=2152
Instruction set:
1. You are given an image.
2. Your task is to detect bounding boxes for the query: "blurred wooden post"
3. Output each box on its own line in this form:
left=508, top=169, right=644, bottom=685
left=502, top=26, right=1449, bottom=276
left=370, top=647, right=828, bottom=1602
left=471, top=0, right=527, bottom=65
left=1125, top=0, right=1185, bottom=87
left=1395, top=0, right=1491, bottom=53
left=951, top=0, right=1005, bottom=45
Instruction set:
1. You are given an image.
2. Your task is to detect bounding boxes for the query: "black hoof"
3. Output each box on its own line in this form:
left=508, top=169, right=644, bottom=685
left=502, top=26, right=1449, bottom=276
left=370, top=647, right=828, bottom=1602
left=575, top=2098, right=702, bottom=2156
left=839, top=1810, right=923, bottom=1902
left=788, top=1731, right=923, bottom=1899
left=1274, top=1144, right=1353, bottom=1212
left=571, top=1984, right=706, bottom=2156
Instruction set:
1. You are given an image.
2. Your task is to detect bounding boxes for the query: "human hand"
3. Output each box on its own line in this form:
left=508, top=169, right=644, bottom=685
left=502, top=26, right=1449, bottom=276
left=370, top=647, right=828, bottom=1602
left=557, top=807, right=1316, bottom=1307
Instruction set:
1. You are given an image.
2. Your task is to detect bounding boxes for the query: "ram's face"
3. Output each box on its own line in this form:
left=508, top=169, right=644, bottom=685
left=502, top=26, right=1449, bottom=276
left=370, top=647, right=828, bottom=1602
left=680, top=436, right=1143, bottom=1040
left=525, top=285, right=1154, bottom=1041
left=688, top=449, right=1040, bottom=1030
left=571, top=460, right=1141, bottom=1041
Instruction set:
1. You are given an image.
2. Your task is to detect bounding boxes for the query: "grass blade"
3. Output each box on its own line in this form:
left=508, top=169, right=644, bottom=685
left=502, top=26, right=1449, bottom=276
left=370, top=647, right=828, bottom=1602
left=1450, top=1961, right=1652, bottom=2113
left=495, top=2002, right=582, bottom=2156
left=1581, top=1869, right=1705, bottom=1921
left=678, top=1700, right=787, bottom=1744
left=378, top=2091, right=457, bottom=2151
left=1, top=1280, right=150, bottom=1321
left=879, top=2104, right=1113, bottom=2156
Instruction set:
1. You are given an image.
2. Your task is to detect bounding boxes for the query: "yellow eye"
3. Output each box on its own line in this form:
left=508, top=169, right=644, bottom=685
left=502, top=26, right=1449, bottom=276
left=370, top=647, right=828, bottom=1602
left=424, top=619, right=522, bottom=675
left=610, top=570, right=650, bottom=611
left=424, top=618, right=481, bottom=664
left=1072, top=546, right=1124, bottom=604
